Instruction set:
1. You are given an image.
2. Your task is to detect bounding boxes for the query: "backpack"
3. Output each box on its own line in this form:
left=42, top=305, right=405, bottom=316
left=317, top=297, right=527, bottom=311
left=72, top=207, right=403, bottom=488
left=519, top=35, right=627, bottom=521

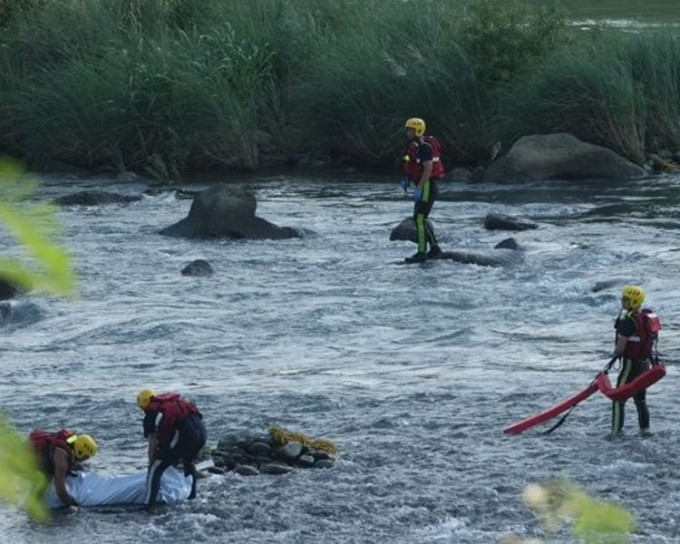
left=639, top=309, right=661, bottom=363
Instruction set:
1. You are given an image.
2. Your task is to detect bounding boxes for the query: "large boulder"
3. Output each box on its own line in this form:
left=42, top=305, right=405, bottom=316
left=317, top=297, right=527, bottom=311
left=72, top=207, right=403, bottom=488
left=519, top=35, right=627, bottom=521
left=482, top=133, right=646, bottom=183
left=160, top=186, right=301, bottom=240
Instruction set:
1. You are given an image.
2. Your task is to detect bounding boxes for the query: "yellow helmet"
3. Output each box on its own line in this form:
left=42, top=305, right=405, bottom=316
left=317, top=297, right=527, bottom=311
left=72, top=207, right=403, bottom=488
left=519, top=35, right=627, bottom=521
left=69, top=434, right=98, bottom=461
left=136, top=388, right=156, bottom=410
left=622, top=285, right=645, bottom=308
left=405, top=117, right=426, bottom=137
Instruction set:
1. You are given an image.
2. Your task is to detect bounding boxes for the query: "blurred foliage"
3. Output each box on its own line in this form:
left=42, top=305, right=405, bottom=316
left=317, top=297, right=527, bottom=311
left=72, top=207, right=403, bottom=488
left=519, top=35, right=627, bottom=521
left=0, top=157, right=76, bottom=522
left=0, top=157, right=75, bottom=295
left=504, top=478, right=636, bottom=544
left=0, top=415, right=49, bottom=522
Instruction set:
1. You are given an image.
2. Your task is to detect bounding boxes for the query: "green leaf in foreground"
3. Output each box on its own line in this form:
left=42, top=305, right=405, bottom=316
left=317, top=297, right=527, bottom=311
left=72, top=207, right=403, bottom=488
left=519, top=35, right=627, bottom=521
left=0, top=157, right=77, bottom=523
left=523, top=478, right=636, bottom=543
left=0, top=157, right=75, bottom=296
left=0, top=415, right=49, bottom=523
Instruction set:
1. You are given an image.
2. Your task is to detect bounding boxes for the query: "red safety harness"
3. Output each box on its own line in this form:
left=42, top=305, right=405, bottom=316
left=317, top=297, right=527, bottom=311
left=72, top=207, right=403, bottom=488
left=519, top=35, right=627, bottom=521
left=618, top=309, right=661, bottom=361
left=29, top=429, right=76, bottom=473
left=402, top=135, right=445, bottom=182
left=145, top=393, right=202, bottom=446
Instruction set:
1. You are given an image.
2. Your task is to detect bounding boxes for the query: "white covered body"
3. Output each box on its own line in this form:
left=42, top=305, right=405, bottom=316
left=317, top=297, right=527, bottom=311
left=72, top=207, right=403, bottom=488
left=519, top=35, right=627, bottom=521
left=44, top=466, right=192, bottom=508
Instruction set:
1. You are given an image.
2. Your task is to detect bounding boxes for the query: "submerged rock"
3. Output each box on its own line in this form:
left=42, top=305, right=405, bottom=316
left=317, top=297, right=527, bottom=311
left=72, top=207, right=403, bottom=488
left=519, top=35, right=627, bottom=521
left=484, top=214, right=538, bottom=231
left=0, top=300, right=43, bottom=327
left=0, top=278, right=20, bottom=300
left=53, top=191, right=142, bottom=206
left=495, top=237, right=520, bottom=250
left=432, top=249, right=521, bottom=267
left=181, top=259, right=214, bottom=277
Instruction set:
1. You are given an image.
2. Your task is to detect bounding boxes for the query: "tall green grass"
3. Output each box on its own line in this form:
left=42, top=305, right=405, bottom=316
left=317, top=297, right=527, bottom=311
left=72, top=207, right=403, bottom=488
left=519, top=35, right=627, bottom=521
left=628, top=31, right=680, bottom=153
left=1, top=0, right=679, bottom=176
left=498, top=38, right=647, bottom=163
left=498, top=29, right=680, bottom=163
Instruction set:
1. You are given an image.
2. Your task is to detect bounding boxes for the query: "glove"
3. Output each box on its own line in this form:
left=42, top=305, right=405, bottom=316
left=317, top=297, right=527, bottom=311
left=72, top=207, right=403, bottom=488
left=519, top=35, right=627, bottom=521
left=399, top=179, right=409, bottom=192
left=413, top=186, right=423, bottom=202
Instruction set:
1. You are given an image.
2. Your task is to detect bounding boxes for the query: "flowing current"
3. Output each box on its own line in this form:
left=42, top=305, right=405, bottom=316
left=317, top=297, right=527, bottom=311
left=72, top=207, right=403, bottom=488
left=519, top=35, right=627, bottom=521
left=2, top=171, right=680, bottom=544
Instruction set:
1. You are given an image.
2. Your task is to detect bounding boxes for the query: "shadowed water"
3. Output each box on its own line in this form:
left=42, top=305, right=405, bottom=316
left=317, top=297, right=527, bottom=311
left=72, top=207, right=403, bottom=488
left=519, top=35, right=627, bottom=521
left=1, top=171, right=680, bottom=543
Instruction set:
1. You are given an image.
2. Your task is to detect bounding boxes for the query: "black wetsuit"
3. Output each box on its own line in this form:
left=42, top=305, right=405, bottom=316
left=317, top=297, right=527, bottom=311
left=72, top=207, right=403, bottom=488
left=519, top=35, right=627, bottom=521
left=143, top=406, right=207, bottom=506
left=612, top=313, right=650, bottom=435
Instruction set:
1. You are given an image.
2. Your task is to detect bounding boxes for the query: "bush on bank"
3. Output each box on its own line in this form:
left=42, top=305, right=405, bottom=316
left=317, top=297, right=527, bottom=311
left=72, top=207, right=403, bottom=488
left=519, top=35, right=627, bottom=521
left=0, top=0, right=678, bottom=178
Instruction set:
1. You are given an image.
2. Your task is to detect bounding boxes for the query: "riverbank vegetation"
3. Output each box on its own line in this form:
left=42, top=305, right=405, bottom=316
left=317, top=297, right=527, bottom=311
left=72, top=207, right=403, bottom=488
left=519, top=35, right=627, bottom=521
left=1, top=0, right=680, bottom=179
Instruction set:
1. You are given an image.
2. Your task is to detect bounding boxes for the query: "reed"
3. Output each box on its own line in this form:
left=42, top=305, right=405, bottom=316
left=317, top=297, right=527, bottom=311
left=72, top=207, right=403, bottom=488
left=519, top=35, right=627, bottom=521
left=2, top=0, right=680, bottom=175
left=496, top=28, right=680, bottom=163
left=627, top=31, right=680, bottom=153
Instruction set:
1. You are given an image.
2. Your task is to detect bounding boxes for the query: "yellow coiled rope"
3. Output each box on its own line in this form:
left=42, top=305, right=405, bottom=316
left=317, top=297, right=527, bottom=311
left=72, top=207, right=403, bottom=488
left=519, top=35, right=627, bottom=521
left=269, top=426, right=338, bottom=455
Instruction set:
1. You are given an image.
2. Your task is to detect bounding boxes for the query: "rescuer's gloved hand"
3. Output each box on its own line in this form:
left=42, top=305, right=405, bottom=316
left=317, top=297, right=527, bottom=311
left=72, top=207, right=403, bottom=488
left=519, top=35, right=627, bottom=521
left=413, top=186, right=423, bottom=202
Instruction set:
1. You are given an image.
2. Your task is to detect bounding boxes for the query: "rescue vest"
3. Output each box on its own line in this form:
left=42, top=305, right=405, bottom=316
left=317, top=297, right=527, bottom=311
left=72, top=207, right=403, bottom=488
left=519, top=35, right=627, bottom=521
left=616, top=309, right=661, bottom=362
left=145, top=393, right=202, bottom=446
left=402, top=135, right=445, bottom=182
left=29, top=429, right=77, bottom=474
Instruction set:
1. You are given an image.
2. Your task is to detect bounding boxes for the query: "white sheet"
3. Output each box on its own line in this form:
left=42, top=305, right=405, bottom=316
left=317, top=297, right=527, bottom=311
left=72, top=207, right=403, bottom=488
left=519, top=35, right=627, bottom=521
left=44, top=466, right=193, bottom=508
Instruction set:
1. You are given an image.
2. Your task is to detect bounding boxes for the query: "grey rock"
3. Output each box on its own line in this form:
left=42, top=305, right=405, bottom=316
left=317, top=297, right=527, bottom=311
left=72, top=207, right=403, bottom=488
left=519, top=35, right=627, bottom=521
left=484, top=214, right=538, bottom=231
left=234, top=465, right=260, bottom=476
left=447, top=167, right=472, bottom=182
left=434, top=250, right=519, bottom=268
left=53, top=191, right=142, bottom=206
left=248, top=441, right=273, bottom=456
left=0, top=279, right=20, bottom=300
left=0, top=300, right=43, bottom=327
left=296, top=455, right=316, bottom=468
left=494, top=238, right=520, bottom=250
left=482, top=133, right=646, bottom=183
left=591, top=279, right=631, bottom=293
left=160, top=185, right=301, bottom=240
left=212, top=431, right=336, bottom=475
left=311, top=450, right=334, bottom=461
left=181, top=259, right=214, bottom=277
left=390, top=217, right=436, bottom=243
left=278, top=442, right=304, bottom=461
left=259, top=462, right=294, bottom=475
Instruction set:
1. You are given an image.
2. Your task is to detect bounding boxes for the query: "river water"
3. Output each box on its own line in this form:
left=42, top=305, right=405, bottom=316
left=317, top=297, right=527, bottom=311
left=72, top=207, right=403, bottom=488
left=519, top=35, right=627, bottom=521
left=1, top=170, right=680, bottom=543
left=531, top=0, right=680, bottom=25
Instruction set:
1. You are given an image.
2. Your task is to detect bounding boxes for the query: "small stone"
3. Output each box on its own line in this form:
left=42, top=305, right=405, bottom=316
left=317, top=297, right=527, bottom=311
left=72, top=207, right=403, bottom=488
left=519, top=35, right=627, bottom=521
left=296, top=455, right=315, bottom=468
left=278, top=442, right=303, bottom=461
left=259, top=463, right=294, bottom=475
left=234, top=465, right=260, bottom=476
left=181, top=259, right=214, bottom=277
left=248, top=441, right=272, bottom=456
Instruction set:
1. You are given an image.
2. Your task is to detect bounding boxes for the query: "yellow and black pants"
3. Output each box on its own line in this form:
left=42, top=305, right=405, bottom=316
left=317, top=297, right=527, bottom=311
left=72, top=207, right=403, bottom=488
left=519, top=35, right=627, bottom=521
left=611, top=358, right=650, bottom=435
left=413, top=179, right=439, bottom=254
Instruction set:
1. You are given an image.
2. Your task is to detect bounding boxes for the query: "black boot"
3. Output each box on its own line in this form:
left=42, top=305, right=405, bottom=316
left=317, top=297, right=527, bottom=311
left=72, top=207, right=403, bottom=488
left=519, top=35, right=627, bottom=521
left=427, top=245, right=442, bottom=258
left=405, top=252, right=427, bottom=263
